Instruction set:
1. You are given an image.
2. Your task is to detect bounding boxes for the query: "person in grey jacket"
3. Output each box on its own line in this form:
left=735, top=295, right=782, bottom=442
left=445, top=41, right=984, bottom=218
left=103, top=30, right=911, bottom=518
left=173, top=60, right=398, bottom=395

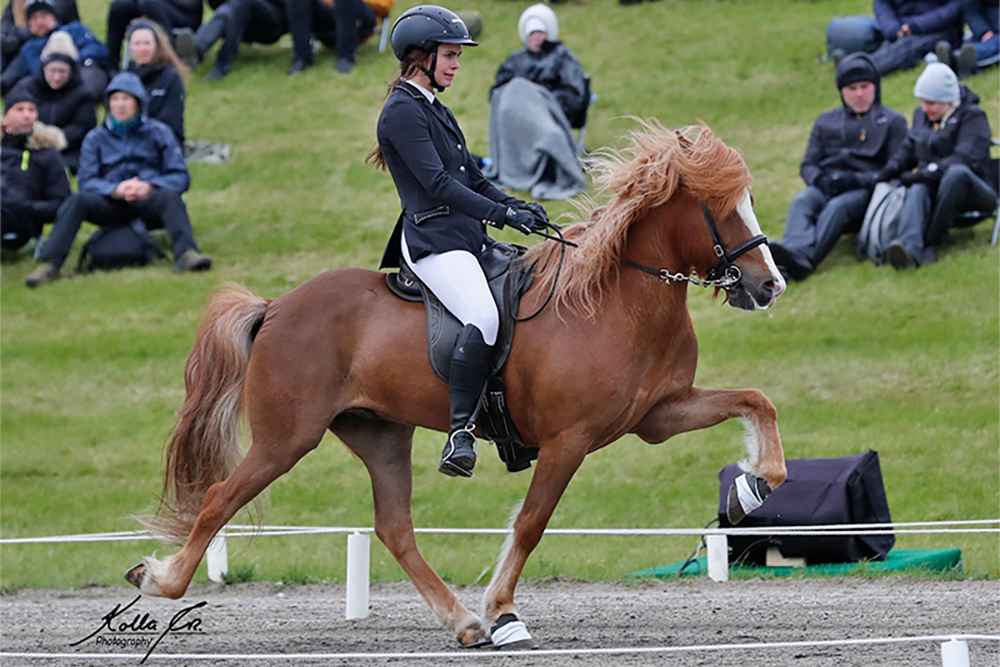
left=880, top=63, right=995, bottom=269
left=770, top=54, right=908, bottom=281
left=26, top=72, right=210, bottom=287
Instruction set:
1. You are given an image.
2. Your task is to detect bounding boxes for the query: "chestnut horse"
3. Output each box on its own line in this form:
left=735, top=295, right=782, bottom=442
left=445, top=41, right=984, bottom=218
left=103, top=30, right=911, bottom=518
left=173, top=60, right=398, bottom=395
left=127, top=122, right=787, bottom=649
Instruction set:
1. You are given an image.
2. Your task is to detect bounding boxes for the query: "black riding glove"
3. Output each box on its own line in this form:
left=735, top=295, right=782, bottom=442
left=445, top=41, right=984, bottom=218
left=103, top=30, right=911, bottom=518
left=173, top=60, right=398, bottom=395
left=506, top=207, right=541, bottom=235
left=519, top=201, right=550, bottom=228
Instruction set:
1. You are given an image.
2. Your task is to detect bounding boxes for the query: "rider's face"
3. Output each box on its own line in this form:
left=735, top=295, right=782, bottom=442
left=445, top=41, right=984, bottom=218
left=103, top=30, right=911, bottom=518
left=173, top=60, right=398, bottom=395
left=432, top=44, right=461, bottom=88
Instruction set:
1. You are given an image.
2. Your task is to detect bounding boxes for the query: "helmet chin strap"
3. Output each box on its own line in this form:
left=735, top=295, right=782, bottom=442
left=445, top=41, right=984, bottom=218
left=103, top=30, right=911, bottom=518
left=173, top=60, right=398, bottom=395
left=420, top=49, right=444, bottom=92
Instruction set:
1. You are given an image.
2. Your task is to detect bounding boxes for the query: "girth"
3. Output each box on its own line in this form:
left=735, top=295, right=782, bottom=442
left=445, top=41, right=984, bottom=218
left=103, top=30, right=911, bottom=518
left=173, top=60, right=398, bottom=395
left=385, top=242, right=539, bottom=472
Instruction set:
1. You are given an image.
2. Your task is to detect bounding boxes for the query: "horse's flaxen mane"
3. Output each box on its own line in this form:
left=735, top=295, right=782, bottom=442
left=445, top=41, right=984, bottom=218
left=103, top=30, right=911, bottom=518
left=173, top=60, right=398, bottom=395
left=522, top=120, right=751, bottom=320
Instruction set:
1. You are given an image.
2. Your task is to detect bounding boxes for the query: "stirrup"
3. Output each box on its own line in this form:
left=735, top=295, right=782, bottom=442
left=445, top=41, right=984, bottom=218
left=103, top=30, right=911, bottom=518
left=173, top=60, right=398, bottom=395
left=439, top=428, right=477, bottom=478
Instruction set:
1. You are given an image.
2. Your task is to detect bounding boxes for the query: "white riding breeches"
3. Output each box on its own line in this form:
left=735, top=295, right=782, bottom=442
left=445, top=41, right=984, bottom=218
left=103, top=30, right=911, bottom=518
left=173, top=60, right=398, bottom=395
left=401, top=231, right=499, bottom=346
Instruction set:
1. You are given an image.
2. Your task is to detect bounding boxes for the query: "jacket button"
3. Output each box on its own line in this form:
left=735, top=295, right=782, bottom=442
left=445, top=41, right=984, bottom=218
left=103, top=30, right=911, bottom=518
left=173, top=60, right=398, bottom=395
left=459, top=165, right=466, bottom=172
left=457, top=144, right=462, bottom=150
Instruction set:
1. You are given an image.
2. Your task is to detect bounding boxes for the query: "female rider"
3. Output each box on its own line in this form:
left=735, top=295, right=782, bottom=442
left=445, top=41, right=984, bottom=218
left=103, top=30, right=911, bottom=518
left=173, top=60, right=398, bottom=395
left=369, top=5, right=547, bottom=478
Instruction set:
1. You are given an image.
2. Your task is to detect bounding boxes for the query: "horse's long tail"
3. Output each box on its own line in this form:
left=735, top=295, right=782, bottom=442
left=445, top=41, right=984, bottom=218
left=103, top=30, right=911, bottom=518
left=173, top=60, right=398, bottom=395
left=139, top=283, right=270, bottom=542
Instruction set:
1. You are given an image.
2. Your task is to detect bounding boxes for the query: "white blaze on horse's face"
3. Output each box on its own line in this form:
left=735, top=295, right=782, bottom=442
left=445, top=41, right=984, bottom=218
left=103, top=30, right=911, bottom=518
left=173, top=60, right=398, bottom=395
left=736, top=190, right=785, bottom=308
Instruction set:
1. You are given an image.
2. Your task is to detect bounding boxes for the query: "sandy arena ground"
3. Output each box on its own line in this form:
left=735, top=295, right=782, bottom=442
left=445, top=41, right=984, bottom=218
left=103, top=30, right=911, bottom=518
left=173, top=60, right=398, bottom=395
left=2, top=577, right=998, bottom=666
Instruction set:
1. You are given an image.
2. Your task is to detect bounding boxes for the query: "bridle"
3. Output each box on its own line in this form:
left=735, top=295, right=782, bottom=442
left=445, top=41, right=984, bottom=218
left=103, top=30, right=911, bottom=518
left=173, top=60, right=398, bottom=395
left=622, top=202, right=768, bottom=290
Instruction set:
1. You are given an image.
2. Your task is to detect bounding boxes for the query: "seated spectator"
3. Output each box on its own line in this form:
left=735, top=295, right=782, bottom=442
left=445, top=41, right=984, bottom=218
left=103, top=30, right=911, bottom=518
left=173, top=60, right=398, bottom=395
left=7, top=30, right=96, bottom=172
left=25, top=72, right=211, bottom=287
left=866, top=0, right=964, bottom=75
left=106, top=0, right=201, bottom=72
left=770, top=54, right=908, bottom=281
left=1, top=0, right=107, bottom=100
left=125, top=19, right=186, bottom=145
left=935, top=0, right=998, bottom=77
left=879, top=63, right=995, bottom=269
left=285, top=0, right=376, bottom=74
left=1, top=87, right=71, bottom=251
left=2, top=0, right=79, bottom=73
left=482, top=3, right=586, bottom=200
left=174, top=0, right=288, bottom=82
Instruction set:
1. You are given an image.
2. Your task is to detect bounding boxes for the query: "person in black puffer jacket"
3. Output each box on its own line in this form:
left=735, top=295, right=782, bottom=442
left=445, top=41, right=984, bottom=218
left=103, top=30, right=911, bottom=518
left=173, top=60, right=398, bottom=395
left=1, top=87, right=71, bottom=251
left=125, top=18, right=186, bottom=145
left=7, top=30, right=96, bottom=172
left=769, top=53, right=909, bottom=281
left=879, top=63, right=996, bottom=269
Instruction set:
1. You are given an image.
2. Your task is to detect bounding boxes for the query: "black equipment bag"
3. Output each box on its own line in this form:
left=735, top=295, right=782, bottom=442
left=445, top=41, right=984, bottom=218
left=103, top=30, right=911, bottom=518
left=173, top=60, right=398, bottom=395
left=718, top=450, right=894, bottom=565
left=77, top=220, right=165, bottom=273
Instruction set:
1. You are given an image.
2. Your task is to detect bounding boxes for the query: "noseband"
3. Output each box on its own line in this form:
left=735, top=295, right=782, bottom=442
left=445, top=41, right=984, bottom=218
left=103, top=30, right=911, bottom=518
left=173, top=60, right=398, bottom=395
left=623, top=202, right=768, bottom=291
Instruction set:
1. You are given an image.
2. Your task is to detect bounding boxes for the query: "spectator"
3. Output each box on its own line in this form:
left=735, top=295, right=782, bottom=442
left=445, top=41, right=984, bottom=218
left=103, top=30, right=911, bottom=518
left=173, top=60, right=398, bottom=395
left=285, top=0, right=376, bottom=74
left=105, top=0, right=201, bottom=72
left=25, top=73, right=211, bottom=287
left=1, top=0, right=107, bottom=100
left=125, top=19, right=187, bottom=145
left=936, top=0, right=999, bottom=77
left=483, top=3, right=586, bottom=200
left=8, top=30, right=96, bottom=172
left=769, top=54, right=908, bottom=281
left=879, top=63, right=995, bottom=269
left=1, top=86, right=71, bottom=251
left=867, top=0, right=964, bottom=75
left=174, top=0, right=288, bottom=82
left=2, top=0, right=79, bottom=72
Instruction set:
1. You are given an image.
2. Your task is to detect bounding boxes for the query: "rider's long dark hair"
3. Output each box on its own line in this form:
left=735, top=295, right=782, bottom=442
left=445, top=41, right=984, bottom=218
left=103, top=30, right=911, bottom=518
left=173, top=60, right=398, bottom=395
left=365, top=47, right=433, bottom=172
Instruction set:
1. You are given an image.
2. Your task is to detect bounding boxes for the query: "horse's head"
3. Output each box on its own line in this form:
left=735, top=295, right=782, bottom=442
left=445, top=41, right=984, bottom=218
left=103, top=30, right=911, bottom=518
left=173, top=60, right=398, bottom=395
left=705, top=190, right=785, bottom=311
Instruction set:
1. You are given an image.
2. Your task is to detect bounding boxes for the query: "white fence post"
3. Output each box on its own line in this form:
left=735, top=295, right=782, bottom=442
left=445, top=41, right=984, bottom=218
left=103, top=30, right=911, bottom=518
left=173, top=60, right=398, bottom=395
left=941, top=638, right=970, bottom=667
left=206, top=529, right=228, bottom=582
left=706, top=533, right=729, bottom=582
left=346, top=532, right=371, bottom=619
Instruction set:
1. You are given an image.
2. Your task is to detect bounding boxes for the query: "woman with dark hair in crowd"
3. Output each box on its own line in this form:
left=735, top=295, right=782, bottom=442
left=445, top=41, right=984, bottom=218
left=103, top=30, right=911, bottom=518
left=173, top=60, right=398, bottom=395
left=368, top=6, right=546, bottom=478
left=106, top=0, right=201, bottom=72
left=125, top=18, right=187, bottom=145
left=8, top=30, right=96, bottom=172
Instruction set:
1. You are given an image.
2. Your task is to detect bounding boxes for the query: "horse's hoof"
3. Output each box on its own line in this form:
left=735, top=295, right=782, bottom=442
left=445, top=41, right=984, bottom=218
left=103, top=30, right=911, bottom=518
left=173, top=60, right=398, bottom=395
left=727, top=472, right=772, bottom=525
left=490, top=613, right=537, bottom=650
left=463, top=637, right=492, bottom=650
left=458, top=622, right=489, bottom=649
left=124, top=563, right=146, bottom=589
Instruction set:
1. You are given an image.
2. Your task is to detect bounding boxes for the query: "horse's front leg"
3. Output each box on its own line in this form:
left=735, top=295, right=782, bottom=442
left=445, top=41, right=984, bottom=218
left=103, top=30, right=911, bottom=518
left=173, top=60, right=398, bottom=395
left=633, top=386, right=786, bottom=523
left=483, top=434, right=589, bottom=649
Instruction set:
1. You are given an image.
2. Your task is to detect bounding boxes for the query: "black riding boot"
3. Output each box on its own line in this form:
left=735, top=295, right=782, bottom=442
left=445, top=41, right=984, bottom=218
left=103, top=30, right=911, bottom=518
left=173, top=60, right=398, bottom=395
left=440, top=324, right=493, bottom=478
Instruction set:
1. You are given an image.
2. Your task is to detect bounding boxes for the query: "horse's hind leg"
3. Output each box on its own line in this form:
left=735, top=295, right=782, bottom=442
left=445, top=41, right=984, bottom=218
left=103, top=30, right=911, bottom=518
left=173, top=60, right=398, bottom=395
left=331, top=413, right=486, bottom=647
left=633, top=386, right=787, bottom=523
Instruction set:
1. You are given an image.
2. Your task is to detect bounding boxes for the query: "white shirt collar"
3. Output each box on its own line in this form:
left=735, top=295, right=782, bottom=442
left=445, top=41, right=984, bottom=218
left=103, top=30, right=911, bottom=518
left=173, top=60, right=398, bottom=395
left=403, top=79, right=436, bottom=104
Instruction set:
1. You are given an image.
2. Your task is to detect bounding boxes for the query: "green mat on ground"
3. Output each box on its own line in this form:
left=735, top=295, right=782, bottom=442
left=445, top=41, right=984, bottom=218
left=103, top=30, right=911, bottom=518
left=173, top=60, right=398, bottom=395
left=627, top=548, right=962, bottom=579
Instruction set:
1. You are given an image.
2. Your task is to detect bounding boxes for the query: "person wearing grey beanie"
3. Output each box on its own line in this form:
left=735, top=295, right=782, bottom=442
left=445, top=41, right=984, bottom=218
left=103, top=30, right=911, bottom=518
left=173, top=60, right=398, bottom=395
left=878, top=63, right=995, bottom=269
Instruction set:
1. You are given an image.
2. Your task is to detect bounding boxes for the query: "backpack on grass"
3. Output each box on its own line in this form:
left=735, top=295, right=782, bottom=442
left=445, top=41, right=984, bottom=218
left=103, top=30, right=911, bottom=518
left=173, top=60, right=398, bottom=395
left=856, top=181, right=906, bottom=264
left=76, top=220, right=166, bottom=273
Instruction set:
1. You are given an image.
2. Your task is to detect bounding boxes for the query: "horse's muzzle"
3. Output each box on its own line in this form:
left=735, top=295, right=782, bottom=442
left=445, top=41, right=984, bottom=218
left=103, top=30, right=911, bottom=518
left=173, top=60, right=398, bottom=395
left=728, top=271, right=785, bottom=311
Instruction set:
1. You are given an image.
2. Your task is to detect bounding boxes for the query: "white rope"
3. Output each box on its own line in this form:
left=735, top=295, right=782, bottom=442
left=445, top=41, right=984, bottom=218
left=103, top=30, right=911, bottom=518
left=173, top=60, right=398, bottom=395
left=1, top=520, right=997, bottom=544
left=2, top=634, right=997, bottom=661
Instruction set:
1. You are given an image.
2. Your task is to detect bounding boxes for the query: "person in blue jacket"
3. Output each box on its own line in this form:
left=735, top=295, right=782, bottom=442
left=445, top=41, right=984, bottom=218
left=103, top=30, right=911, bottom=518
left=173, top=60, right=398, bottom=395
left=369, top=6, right=547, bottom=478
left=0, top=0, right=107, bottom=99
left=868, top=0, right=964, bottom=74
left=26, top=72, right=210, bottom=287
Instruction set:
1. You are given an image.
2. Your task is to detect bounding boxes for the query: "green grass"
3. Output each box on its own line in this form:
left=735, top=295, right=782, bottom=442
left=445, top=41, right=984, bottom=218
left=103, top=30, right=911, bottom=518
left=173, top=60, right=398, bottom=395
left=1, top=0, right=998, bottom=590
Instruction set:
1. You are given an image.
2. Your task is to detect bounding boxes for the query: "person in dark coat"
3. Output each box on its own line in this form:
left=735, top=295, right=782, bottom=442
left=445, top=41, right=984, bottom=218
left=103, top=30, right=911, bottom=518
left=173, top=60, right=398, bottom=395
left=175, top=0, right=287, bottom=82
left=879, top=63, right=995, bottom=269
left=8, top=30, right=96, bottom=172
left=1, top=0, right=107, bottom=99
left=868, top=0, right=964, bottom=75
left=1, top=87, right=71, bottom=251
left=105, top=0, right=201, bottom=72
left=489, top=3, right=586, bottom=123
left=125, top=18, right=187, bottom=145
left=960, top=0, right=998, bottom=71
left=25, top=73, right=210, bottom=287
left=370, top=6, right=545, bottom=478
left=769, top=54, right=909, bottom=281
left=1, top=0, right=78, bottom=72
left=285, top=0, right=375, bottom=74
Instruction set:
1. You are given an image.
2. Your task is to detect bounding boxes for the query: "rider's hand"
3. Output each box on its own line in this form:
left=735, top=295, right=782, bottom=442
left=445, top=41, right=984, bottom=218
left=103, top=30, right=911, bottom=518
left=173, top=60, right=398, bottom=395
left=520, top=202, right=549, bottom=228
left=506, top=207, right=541, bottom=235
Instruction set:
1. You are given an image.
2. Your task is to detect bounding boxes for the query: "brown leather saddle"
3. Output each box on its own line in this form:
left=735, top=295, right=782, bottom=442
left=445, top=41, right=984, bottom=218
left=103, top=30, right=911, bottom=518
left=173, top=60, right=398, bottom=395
left=385, top=242, right=538, bottom=472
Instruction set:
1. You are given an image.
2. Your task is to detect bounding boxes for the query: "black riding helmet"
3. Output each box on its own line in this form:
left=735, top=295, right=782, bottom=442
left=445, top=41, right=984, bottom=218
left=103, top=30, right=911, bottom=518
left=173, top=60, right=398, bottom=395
left=390, top=5, right=477, bottom=91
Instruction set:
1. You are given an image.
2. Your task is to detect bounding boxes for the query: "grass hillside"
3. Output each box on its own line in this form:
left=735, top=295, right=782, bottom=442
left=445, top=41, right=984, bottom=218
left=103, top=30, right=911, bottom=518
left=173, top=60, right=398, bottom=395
left=1, top=0, right=997, bottom=590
